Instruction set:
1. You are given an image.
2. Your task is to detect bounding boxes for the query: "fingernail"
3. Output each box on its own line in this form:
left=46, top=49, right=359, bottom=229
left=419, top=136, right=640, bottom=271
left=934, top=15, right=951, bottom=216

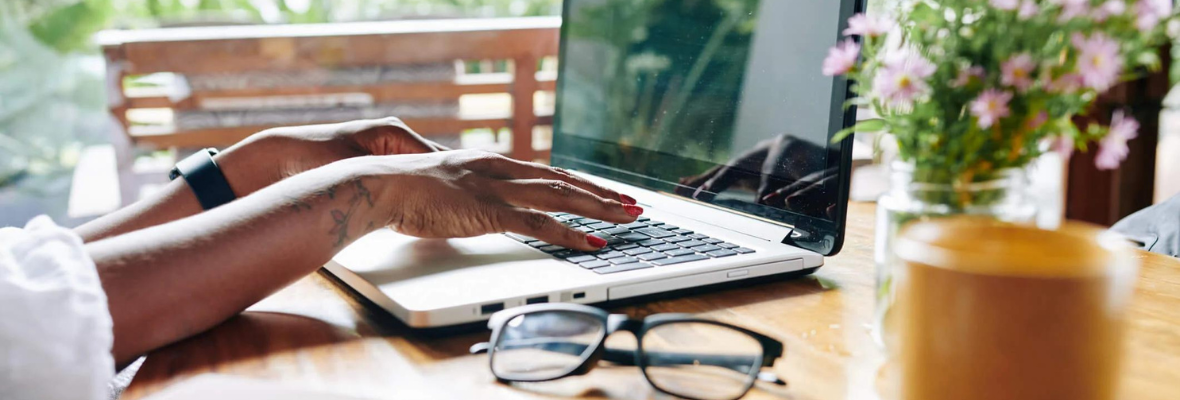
left=586, top=234, right=608, bottom=248
left=620, top=194, right=637, bottom=205
left=623, top=205, right=644, bottom=217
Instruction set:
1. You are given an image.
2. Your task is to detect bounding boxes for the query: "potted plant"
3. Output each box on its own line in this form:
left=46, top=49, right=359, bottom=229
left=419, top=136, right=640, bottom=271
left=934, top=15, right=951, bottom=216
left=821, top=0, right=1176, bottom=347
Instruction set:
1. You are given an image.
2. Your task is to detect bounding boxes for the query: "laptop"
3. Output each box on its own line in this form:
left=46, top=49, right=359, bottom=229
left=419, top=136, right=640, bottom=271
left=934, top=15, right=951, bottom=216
left=324, top=0, right=861, bottom=328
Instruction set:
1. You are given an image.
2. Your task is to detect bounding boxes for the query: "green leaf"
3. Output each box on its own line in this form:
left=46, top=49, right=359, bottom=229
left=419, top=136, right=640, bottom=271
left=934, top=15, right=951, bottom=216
left=832, top=118, right=887, bottom=143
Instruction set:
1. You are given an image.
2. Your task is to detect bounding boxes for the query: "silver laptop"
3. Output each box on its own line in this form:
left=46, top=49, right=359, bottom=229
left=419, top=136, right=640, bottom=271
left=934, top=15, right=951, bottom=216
left=325, top=0, right=861, bottom=328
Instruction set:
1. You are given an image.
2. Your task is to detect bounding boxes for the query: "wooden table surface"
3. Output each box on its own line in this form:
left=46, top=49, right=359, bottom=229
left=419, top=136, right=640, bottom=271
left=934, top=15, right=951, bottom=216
left=121, top=202, right=1180, bottom=400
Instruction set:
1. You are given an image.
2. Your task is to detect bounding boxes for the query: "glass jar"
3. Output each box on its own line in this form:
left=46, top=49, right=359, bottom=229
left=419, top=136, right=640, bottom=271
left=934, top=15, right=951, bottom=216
left=873, top=162, right=1037, bottom=349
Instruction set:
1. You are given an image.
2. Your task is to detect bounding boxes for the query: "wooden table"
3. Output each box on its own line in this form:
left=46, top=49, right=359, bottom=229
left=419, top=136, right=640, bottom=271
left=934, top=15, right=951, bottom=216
left=121, top=202, right=1180, bottom=400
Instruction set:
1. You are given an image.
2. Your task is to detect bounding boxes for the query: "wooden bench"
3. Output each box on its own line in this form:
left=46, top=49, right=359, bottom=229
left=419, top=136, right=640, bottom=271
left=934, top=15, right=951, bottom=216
left=98, top=17, right=561, bottom=163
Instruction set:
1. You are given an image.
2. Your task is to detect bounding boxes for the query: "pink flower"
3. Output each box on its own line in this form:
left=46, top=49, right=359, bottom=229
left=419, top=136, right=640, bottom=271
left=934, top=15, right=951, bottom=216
left=970, top=89, right=1013, bottom=129
left=1095, top=110, right=1139, bottom=170
left=1092, top=0, right=1127, bottom=22
left=823, top=39, right=861, bottom=76
left=1052, top=0, right=1091, bottom=21
left=1051, top=135, right=1075, bottom=157
left=1135, top=0, right=1173, bottom=32
left=1018, top=0, right=1041, bottom=19
left=952, top=66, right=985, bottom=87
left=1049, top=73, right=1084, bottom=93
left=991, top=0, right=1020, bottom=10
left=844, top=14, right=894, bottom=38
left=1001, top=53, right=1036, bottom=92
left=1072, top=33, right=1123, bottom=92
left=872, top=49, right=937, bottom=108
left=1027, top=111, right=1049, bottom=131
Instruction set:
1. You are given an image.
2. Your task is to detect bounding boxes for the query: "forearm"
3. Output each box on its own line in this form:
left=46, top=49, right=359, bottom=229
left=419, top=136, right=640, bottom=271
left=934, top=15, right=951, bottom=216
left=74, top=135, right=284, bottom=243
left=87, top=159, right=386, bottom=365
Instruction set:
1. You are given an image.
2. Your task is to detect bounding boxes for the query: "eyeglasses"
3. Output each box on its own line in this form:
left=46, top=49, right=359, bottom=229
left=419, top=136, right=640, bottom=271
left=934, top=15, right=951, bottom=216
left=469, top=304, right=787, bottom=400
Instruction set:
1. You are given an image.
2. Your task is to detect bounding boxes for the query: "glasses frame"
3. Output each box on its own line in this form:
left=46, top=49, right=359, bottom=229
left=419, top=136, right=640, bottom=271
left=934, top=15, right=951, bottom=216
left=472, top=303, right=785, bottom=400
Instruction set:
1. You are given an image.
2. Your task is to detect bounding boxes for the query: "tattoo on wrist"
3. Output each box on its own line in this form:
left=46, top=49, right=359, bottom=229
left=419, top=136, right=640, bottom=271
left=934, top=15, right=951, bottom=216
left=286, top=177, right=376, bottom=248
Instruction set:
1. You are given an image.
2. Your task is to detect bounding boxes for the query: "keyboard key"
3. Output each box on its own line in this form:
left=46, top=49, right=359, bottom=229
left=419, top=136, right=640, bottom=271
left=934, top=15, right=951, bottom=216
left=549, top=212, right=569, bottom=217
left=591, top=233, right=625, bottom=245
left=638, top=252, right=668, bottom=261
left=689, top=234, right=708, bottom=239
left=579, top=218, right=602, bottom=224
left=637, top=216, right=650, bottom=222
left=665, top=236, right=692, bottom=243
left=652, top=254, right=709, bottom=266
left=621, top=222, right=649, bottom=229
left=587, top=222, right=616, bottom=230
left=679, top=240, right=707, bottom=248
left=539, top=245, right=565, bottom=252
left=617, top=233, right=651, bottom=242
left=576, top=226, right=595, bottom=233
left=665, top=248, right=697, bottom=257
left=552, top=250, right=578, bottom=259
left=579, top=259, right=612, bottom=269
left=529, top=241, right=550, bottom=248
left=610, top=257, right=641, bottom=265
left=703, top=238, right=724, bottom=244
left=734, top=247, right=755, bottom=254
left=672, top=229, right=694, bottom=235
left=638, top=239, right=665, bottom=247
left=637, top=228, right=675, bottom=238
left=567, top=255, right=598, bottom=263
left=706, top=249, right=737, bottom=258
left=612, top=243, right=640, bottom=251
left=660, top=225, right=679, bottom=231
left=650, top=243, right=680, bottom=252
left=623, top=247, right=653, bottom=256
left=692, top=244, right=722, bottom=253
left=594, top=262, right=653, bottom=274
left=594, top=250, right=623, bottom=259
left=646, top=221, right=665, bottom=226
left=719, top=243, right=739, bottom=249
left=602, top=227, right=631, bottom=235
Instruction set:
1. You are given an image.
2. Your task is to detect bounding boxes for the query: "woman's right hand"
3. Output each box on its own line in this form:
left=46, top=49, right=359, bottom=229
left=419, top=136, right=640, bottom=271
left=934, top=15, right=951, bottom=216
left=363, top=150, right=643, bottom=251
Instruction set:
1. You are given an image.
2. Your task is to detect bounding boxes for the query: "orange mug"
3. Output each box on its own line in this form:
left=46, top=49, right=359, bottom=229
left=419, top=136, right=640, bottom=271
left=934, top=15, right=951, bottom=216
left=893, top=217, right=1138, bottom=400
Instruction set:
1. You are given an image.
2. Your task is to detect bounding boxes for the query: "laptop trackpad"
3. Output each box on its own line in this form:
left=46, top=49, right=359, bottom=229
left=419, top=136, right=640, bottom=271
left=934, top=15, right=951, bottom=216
left=331, top=228, right=588, bottom=310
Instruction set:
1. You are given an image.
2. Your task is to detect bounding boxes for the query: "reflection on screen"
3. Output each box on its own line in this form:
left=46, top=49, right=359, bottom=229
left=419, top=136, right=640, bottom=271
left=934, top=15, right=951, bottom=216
left=554, top=0, right=849, bottom=222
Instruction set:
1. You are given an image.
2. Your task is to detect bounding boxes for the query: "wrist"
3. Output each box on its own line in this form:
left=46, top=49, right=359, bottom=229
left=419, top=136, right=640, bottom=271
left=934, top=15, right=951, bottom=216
left=213, top=133, right=285, bottom=196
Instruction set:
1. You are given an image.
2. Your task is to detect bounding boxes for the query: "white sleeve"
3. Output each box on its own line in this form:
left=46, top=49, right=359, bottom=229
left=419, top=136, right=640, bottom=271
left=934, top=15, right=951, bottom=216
left=0, top=216, right=114, bottom=400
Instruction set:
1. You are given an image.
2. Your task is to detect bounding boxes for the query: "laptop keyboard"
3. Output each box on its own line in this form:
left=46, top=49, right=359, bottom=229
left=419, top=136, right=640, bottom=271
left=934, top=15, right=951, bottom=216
left=504, top=213, right=755, bottom=275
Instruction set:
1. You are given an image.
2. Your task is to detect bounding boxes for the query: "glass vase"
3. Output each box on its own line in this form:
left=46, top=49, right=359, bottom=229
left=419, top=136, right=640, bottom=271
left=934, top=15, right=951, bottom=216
left=873, top=162, right=1037, bottom=349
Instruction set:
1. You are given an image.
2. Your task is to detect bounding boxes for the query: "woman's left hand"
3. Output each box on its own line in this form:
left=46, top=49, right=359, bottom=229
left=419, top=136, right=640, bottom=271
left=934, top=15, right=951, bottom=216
left=219, top=117, right=447, bottom=195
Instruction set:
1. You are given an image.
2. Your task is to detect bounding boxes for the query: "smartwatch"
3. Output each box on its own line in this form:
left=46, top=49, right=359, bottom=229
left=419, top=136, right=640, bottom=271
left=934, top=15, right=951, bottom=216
left=169, top=148, right=236, bottom=210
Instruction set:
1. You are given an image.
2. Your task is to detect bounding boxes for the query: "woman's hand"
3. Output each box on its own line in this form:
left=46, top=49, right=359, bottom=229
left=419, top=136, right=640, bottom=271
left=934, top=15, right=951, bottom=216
left=363, top=150, right=643, bottom=251
left=221, top=117, right=445, bottom=195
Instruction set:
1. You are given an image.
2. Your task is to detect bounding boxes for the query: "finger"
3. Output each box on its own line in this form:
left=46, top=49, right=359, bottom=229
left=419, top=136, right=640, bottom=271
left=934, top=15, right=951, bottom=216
left=491, top=179, right=641, bottom=224
left=469, top=153, right=637, bottom=205
left=496, top=207, right=606, bottom=251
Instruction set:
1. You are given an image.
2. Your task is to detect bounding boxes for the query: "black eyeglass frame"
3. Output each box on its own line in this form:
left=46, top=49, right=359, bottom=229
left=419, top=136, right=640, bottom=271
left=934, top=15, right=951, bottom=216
left=470, top=303, right=786, bottom=400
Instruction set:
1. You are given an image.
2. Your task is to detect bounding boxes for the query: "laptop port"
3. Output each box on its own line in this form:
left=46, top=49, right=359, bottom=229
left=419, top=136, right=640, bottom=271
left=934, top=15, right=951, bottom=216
left=572, top=292, right=586, bottom=300
left=480, top=302, right=505, bottom=315
left=526, top=296, right=548, bottom=305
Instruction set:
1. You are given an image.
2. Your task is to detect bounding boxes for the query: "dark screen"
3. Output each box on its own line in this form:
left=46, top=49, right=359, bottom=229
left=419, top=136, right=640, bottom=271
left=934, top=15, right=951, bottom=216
left=552, top=0, right=858, bottom=252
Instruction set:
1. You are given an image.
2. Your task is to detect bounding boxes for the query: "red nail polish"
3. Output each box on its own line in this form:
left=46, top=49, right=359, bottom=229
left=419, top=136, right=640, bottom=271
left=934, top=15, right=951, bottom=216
left=586, top=234, right=608, bottom=248
left=623, top=205, right=644, bottom=217
left=620, top=194, right=637, bottom=205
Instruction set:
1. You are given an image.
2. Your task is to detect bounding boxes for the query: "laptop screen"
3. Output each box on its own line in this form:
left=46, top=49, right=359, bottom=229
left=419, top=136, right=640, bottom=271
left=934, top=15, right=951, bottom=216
left=551, top=0, right=860, bottom=255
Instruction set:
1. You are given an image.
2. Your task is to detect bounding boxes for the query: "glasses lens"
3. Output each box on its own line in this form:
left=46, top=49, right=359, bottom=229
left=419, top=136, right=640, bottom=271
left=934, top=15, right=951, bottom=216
left=491, top=311, right=605, bottom=381
left=640, top=322, right=763, bottom=400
